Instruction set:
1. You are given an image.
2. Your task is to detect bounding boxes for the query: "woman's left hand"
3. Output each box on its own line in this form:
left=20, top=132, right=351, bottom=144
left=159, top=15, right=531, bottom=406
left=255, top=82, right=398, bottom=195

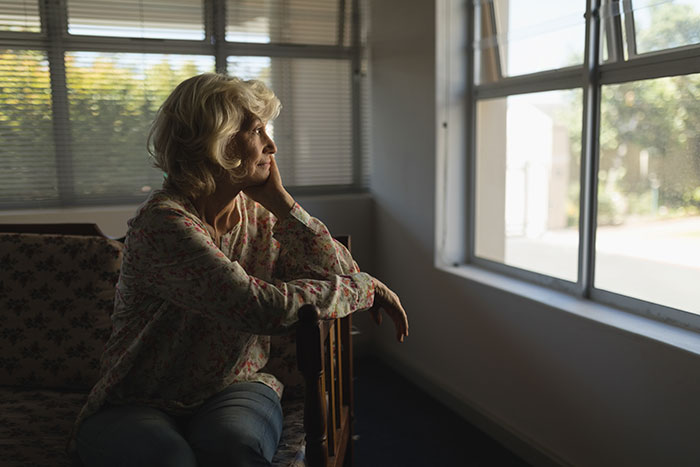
left=369, top=278, right=409, bottom=343
left=244, top=156, right=296, bottom=218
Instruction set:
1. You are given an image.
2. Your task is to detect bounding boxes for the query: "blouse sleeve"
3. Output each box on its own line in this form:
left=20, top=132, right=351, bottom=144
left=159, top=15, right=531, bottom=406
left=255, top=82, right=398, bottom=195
left=272, top=203, right=361, bottom=281
left=127, top=205, right=375, bottom=335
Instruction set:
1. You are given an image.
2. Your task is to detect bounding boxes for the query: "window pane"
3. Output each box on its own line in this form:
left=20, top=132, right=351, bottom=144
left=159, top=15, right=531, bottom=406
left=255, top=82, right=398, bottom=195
left=67, top=0, right=204, bottom=40
left=228, top=56, right=353, bottom=187
left=0, top=50, right=57, bottom=206
left=0, top=0, right=41, bottom=32
left=226, top=0, right=351, bottom=45
left=475, top=0, right=585, bottom=83
left=65, top=53, right=214, bottom=202
left=475, top=89, right=582, bottom=281
left=596, top=74, right=700, bottom=314
left=633, top=0, right=700, bottom=54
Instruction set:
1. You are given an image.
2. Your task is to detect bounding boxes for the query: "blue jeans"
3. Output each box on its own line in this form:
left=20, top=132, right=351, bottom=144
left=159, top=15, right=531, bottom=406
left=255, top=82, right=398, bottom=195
left=77, top=382, right=283, bottom=467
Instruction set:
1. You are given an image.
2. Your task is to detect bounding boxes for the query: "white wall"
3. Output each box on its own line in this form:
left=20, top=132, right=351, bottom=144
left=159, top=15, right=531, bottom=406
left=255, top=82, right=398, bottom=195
left=368, top=1, right=700, bottom=466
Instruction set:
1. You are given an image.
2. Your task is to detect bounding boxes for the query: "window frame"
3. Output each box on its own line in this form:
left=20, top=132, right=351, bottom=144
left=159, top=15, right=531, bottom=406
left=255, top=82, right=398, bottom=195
left=0, top=0, right=364, bottom=210
left=464, top=0, right=700, bottom=331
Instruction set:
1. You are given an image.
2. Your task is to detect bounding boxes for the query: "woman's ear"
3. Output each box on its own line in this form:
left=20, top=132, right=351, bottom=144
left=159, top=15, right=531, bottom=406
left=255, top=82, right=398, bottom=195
left=223, top=135, right=243, bottom=169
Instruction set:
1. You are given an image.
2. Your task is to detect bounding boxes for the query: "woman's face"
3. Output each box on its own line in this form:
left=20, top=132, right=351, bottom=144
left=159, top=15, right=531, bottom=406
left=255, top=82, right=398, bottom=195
left=228, top=116, right=277, bottom=187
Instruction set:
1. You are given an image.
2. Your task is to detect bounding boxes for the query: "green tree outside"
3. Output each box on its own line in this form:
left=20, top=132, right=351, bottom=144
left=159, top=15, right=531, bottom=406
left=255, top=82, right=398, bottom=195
left=0, top=50, right=56, bottom=203
left=562, top=2, right=700, bottom=226
left=0, top=50, right=213, bottom=207
left=597, top=2, right=700, bottom=222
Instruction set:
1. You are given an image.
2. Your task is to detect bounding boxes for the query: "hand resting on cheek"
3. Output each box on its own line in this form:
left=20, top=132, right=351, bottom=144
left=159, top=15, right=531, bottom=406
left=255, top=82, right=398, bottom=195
left=243, top=156, right=295, bottom=219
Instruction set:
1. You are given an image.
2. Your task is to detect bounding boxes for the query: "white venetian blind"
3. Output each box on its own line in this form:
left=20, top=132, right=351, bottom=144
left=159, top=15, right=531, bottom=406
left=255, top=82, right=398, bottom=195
left=0, top=0, right=41, bottom=33
left=0, top=50, right=57, bottom=206
left=67, top=0, right=205, bottom=40
left=0, top=0, right=365, bottom=209
left=0, top=2, right=56, bottom=207
left=226, top=0, right=352, bottom=46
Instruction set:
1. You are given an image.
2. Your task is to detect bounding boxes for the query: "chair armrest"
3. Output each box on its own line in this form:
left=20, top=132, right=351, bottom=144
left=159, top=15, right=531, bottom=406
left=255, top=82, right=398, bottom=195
left=296, top=305, right=329, bottom=467
left=296, top=304, right=355, bottom=467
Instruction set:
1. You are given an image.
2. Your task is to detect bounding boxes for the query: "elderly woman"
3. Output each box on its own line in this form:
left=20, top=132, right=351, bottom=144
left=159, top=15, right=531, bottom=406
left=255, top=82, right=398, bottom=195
left=73, top=73, right=408, bottom=467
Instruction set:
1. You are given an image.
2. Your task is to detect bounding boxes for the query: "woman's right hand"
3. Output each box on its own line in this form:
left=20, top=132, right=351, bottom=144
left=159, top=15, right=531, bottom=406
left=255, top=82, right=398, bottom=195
left=243, top=155, right=295, bottom=219
left=369, top=278, right=409, bottom=343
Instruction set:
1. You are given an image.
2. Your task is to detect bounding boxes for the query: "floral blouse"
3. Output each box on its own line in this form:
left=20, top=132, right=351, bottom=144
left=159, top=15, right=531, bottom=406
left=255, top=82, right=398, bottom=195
left=72, top=188, right=374, bottom=439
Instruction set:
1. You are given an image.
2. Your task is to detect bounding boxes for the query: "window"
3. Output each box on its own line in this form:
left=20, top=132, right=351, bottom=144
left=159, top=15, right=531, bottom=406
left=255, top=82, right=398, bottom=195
left=465, top=0, right=700, bottom=327
left=0, top=0, right=366, bottom=209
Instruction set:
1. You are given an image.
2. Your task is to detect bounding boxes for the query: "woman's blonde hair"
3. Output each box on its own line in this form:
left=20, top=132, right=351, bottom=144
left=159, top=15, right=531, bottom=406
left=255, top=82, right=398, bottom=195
left=148, top=73, right=281, bottom=198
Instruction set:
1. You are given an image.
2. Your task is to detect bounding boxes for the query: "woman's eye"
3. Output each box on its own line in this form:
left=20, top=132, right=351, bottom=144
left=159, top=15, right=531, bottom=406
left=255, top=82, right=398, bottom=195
left=253, top=127, right=263, bottom=135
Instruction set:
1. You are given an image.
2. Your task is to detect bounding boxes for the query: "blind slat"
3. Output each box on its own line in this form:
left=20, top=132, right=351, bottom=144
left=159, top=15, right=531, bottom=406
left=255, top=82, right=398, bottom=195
left=0, top=0, right=41, bottom=33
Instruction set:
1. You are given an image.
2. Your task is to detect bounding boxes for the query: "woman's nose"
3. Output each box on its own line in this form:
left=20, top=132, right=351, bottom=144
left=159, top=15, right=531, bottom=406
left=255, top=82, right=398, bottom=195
left=264, top=133, right=277, bottom=154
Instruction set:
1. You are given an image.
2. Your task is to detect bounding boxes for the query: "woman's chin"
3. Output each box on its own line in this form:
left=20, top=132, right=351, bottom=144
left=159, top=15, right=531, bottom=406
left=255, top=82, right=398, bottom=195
left=244, top=172, right=270, bottom=187
left=256, top=165, right=271, bottom=177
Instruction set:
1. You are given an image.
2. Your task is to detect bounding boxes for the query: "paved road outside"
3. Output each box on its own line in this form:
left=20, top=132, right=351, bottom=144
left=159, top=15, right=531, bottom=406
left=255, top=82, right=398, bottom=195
left=504, top=216, right=700, bottom=314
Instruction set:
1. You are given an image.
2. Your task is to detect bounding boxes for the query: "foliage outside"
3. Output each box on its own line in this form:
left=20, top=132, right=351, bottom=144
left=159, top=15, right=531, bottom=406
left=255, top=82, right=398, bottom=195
left=567, top=2, right=700, bottom=226
left=0, top=51, right=213, bottom=206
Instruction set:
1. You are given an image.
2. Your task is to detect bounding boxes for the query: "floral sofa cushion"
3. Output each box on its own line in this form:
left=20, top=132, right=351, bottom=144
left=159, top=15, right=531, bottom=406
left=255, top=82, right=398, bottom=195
left=272, top=398, right=307, bottom=466
left=0, top=387, right=85, bottom=467
left=0, top=233, right=123, bottom=390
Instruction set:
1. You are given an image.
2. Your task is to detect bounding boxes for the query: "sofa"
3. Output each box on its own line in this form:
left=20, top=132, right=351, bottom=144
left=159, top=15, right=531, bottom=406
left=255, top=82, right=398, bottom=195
left=0, top=226, right=317, bottom=466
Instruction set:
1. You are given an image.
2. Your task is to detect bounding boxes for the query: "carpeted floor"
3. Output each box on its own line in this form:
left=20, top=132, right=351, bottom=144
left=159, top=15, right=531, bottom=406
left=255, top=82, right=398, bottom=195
left=352, top=357, right=530, bottom=467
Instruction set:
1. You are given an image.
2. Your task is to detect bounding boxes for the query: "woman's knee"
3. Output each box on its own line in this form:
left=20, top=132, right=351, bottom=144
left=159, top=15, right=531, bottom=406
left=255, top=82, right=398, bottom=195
left=77, top=406, right=197, bottom=467
left=188, top=412, right=280, bottom=466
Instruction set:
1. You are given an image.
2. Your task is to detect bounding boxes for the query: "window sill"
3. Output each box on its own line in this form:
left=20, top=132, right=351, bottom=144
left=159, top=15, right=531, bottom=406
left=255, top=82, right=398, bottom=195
left=438, top=262, right=700, bottom=357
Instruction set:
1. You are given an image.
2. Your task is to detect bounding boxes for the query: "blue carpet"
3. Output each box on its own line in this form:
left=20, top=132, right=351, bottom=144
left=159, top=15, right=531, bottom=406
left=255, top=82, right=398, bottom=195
left=352, top=357, right=530, bottom=467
